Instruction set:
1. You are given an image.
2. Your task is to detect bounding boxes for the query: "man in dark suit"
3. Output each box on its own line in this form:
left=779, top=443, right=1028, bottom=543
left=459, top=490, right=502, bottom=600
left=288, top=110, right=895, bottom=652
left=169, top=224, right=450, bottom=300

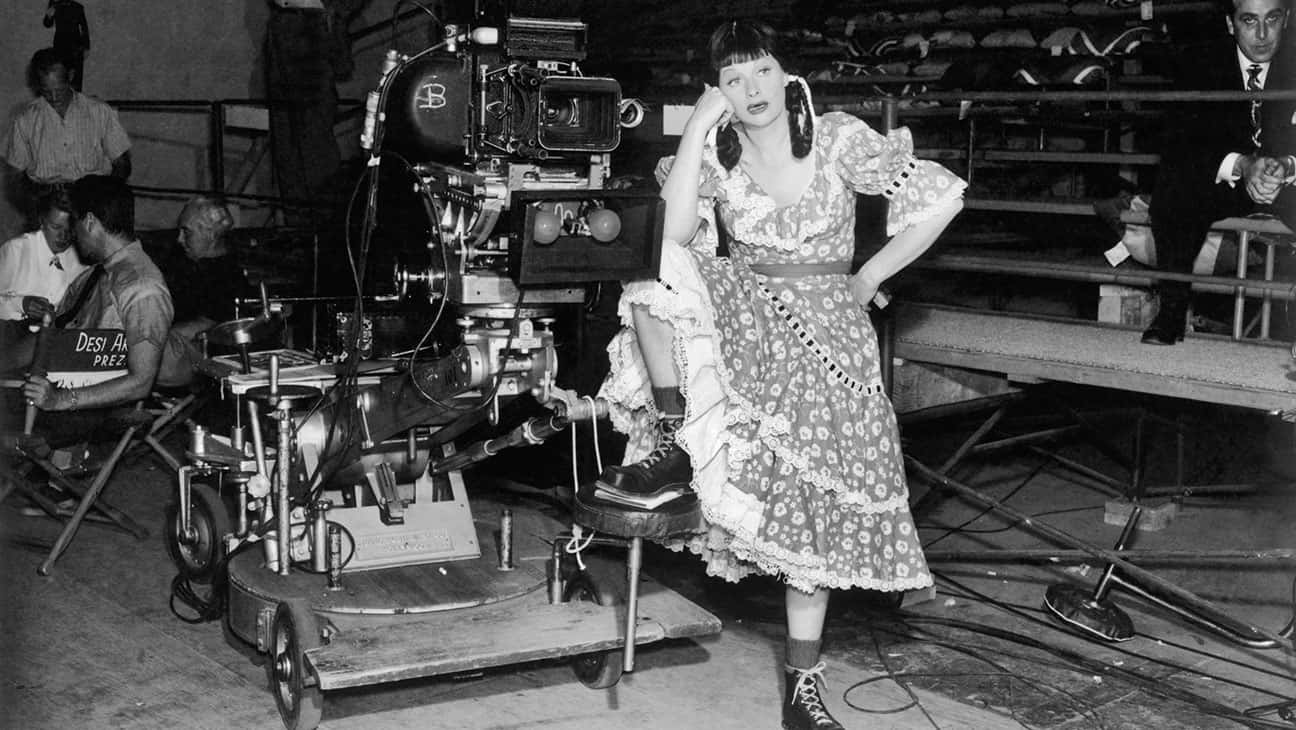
left=1143, top=0, right=1295, bottom=345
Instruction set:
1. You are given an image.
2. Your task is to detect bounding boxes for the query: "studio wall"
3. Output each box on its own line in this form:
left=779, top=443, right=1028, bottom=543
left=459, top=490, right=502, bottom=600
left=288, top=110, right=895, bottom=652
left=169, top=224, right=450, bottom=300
left=0, top=0, right=431, bottom=237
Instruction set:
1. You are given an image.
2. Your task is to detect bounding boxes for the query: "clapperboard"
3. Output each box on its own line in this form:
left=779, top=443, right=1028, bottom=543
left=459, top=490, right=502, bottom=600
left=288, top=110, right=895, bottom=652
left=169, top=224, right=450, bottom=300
left=44, top=329, right=129, bottom=387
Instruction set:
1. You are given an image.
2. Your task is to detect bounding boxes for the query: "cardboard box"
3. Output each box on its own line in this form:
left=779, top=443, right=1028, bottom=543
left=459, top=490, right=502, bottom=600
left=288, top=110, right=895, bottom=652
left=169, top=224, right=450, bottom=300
left=1097, top=284, right=1156, bottom=327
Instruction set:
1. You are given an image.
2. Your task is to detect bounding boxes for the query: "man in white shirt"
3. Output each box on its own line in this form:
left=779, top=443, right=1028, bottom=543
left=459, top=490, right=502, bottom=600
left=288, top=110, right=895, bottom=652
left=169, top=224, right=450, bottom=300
left=2, top=47, right=131, bottom=225
left=0, top=185, right=88, bottom=320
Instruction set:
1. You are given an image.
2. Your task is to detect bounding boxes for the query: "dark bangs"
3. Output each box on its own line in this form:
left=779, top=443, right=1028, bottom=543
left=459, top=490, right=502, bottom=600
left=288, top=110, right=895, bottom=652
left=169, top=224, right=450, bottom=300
left=708, top=20, right=782, bottom=77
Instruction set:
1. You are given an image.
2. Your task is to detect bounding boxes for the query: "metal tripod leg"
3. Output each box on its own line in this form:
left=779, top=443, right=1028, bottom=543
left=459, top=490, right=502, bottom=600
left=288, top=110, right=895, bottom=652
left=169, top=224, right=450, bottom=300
left=907, top=456, right=1287, bottom=648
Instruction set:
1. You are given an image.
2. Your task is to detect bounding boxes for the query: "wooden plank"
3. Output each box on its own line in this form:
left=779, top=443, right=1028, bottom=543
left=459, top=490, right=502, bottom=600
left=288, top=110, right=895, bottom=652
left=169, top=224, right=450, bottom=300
left=309, top=599, right=643, bottom=689
left=636, top=575, right=724, bottom=639
left=914, top=88, right=1296, bottom=104
left=964, top=198, right=1095, bottom=216
left=911, top=253, right=1296, bottom=299
left=983, top=150, right=1160, bottom=165
left=307, top=578, right=705, bottom=689
left=307, top=576, right=719, bottom=690
left=893, top=304, right=1296, bottom=413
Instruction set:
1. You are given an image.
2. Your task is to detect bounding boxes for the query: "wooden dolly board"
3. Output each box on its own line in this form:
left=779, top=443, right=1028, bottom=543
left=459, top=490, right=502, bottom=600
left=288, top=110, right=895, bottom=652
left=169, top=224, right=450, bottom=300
left=226, top=497, right=721, bottom=729
left=893, top=303, right=1296, bottom=413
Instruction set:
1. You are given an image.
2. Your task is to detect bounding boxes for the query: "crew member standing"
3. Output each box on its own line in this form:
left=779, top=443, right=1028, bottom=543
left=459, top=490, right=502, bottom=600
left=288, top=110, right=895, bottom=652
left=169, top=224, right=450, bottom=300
left=43, top=0, right=89, bottom=91
left=265, top=0, right=368, bottom=220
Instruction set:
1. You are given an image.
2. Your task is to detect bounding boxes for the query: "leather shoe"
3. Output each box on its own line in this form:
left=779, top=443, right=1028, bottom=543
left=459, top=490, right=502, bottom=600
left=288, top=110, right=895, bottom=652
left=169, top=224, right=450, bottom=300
left=1140, top=312, right=1184, bottom=345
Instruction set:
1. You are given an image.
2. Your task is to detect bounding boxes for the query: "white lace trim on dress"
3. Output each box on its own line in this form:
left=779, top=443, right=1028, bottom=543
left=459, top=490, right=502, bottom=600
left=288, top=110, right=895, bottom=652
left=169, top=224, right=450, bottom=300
left=886, top=177, right=969, bottom=237
left=689, top=484, right=932, bottom=592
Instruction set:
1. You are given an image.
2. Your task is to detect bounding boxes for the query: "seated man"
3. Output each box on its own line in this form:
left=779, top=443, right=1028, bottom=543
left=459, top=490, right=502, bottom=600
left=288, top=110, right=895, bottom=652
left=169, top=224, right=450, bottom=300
left=2, top=47, right=131, bottom=224
left=155, top=196, right=254, bottom=387
left=10, top=176, right=172, bottom=431
left=0, top=186, right=88, bottom=352
left=1142, top=0, right=1295, bottom=344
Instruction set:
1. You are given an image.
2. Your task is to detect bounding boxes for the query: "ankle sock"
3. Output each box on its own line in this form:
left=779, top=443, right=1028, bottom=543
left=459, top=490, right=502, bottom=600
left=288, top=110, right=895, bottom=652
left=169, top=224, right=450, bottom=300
left=785, top=637, right=822, bottom=671
left=651, top=386, right=686, bottom=419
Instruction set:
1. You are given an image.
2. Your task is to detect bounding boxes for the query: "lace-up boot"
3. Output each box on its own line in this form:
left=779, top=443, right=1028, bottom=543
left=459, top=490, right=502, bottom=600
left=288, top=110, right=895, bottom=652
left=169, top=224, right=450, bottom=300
left=783, top=662, right=844, bottom=730
left=597, top=415, right=692, bottom=495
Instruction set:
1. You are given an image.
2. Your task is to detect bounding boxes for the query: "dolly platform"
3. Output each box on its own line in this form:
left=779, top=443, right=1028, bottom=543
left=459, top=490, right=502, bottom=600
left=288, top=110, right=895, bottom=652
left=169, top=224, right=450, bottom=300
left=224, top=498, right=721, bottom=730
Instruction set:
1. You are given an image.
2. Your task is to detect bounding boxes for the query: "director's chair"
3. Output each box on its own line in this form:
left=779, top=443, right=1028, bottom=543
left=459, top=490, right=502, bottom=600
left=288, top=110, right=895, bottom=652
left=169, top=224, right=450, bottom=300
left=1, top=407, right=153, bottom=575
left=0, top=326, right=161, bottom=575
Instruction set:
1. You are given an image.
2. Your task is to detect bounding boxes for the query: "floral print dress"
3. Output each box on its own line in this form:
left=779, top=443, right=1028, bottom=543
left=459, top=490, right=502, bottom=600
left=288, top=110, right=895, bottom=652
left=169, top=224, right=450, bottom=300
left=599, top=111, right=966, bottom=593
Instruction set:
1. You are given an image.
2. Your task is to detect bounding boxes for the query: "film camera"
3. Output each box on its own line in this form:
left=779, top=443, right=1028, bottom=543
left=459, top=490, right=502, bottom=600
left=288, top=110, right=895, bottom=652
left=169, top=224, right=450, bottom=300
left=298, top=12, right=661, bottom=483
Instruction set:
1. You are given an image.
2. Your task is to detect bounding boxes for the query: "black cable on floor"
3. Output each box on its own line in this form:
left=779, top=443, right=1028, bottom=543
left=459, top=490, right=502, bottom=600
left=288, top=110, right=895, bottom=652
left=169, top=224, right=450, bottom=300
left=919, top=457, right=1050, bottom=550
left=168, top=532, right=262, bottom=624
left=911, top=573, right=1294, bottom=728
left=169, top=572, right=223, bottom=624
left=935, top=572, right=1296, bottom=694
left=896, top=612, right=1291, bottom=729
left=855, top=617, right=1109, bottom=729
left=849, top=622, right=941, bottom=729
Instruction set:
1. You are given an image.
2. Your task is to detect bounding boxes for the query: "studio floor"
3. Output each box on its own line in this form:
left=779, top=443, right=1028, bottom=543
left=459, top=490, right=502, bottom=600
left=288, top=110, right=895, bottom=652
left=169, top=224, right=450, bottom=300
left=1, top=384, right=1294, bottom=730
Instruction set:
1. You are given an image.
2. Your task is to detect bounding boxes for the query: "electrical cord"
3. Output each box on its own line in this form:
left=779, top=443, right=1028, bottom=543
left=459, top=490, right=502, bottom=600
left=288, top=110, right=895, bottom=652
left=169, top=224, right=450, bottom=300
left=919, top=456, right=1049, bottom=549
left=390, top=0, right=441, bottom=52
left=895, top=611, right=1294, bottom=729
left=854, top=619, right=1111, bottom=729
left=849, top=623, right=940, bottom=728
left=169, top=517, right=358, bottom=624
left=286, top=519, right=357, bottom=574
left=168, top=532, right=262, bottom=624
left=935, top=577, right=1296, bottom=689
left=917, top=571, right=1295, bottom=727
left=919, top=504, right=1106, bottom=536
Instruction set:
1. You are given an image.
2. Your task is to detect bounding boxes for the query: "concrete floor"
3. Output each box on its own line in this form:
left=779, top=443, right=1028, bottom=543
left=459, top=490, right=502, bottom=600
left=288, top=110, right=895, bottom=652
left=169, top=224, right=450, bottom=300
left=1, top=384, right=1293, bottom=729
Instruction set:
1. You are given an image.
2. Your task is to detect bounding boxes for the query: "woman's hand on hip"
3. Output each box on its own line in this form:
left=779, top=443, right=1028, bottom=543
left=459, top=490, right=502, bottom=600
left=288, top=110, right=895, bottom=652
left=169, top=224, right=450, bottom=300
left=849, top=267, right=882, bottom=309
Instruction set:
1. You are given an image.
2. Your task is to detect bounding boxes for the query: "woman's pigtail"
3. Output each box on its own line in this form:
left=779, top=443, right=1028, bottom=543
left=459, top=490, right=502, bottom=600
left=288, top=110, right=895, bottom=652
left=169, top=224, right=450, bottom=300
left=717, top=122, right=741, bottom=170
left=786, top=77, right=814, bottom=159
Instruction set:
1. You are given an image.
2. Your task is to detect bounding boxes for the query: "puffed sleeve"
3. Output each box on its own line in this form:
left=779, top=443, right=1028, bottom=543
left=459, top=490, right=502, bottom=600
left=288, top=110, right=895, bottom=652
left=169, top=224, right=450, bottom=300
left=654, top=151, right=724, bottom=254
left=823, top=112, right=966, bottom=236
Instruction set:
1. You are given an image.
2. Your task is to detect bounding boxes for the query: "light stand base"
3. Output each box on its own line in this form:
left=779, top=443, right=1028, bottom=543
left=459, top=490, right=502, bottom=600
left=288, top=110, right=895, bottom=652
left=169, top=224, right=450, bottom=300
left=1044, top=583, right=1136, bottom=642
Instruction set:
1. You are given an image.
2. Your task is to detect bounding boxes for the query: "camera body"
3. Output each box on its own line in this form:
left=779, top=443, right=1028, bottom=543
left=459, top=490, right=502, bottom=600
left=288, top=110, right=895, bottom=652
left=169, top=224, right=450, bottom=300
left=382, top=17, right=624, bottom=164
left=351, top=12, right=661, bottom=409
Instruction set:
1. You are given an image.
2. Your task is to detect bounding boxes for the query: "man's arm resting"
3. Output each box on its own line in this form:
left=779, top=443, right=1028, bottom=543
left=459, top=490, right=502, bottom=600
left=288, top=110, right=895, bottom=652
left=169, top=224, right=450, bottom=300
left=47, top=338, right=162, bottom=410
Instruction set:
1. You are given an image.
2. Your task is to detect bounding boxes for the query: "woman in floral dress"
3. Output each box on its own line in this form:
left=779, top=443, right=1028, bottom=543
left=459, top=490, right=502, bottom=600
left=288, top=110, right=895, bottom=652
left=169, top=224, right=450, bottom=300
left=596, top=20, right=966, bottom=729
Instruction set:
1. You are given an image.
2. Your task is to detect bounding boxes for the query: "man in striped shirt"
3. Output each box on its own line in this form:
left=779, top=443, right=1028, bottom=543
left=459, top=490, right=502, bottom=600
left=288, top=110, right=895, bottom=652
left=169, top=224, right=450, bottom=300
left=3, top=47, right=130, bottom=222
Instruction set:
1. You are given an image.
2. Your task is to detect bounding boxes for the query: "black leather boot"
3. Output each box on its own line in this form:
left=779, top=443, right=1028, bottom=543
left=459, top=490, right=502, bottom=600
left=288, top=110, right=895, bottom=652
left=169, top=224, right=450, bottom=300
left=1141, top=288, right=1188, bottom=345
left=782, top=663, right=844, bottom=730
left=597, top=416, right=692, bottom=495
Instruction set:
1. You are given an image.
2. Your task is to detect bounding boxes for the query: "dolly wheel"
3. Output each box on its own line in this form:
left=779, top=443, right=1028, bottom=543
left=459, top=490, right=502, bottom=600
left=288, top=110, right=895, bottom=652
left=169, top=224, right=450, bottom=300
left=268, top=599, right=324, bottom=730
left=164, top=484, right=231, bottom=583
left=564, top=571, right=624, bottom=689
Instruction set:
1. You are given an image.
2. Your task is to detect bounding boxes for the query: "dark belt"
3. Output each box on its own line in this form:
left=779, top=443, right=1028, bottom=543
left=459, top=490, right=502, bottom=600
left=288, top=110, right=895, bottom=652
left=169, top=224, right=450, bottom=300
left=272, top=4, right=325, bottom=13
left=749, top=262, right=852, bottom=278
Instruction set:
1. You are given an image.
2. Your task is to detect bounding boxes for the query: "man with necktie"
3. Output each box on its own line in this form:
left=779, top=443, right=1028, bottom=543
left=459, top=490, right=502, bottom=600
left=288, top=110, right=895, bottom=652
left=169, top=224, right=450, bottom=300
left=1142, top=0, right=1295, bottom=345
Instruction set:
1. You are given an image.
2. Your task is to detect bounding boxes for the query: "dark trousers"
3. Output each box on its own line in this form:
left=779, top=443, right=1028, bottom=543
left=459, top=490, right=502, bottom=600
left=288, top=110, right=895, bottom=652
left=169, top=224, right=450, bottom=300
left=1149, top=155, right=1268, bottom=306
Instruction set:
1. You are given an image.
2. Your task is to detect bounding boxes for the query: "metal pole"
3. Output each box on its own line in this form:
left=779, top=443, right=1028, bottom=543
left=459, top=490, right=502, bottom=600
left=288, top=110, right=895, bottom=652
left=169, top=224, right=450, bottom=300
left=211, top=102, right=226, bottom=194
left=623, top=536, right=643, bottom=672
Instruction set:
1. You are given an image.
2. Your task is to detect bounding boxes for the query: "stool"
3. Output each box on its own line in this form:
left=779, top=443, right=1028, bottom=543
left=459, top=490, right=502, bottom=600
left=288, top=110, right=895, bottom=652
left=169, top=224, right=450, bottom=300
left=563, top=483, right=703, bottom=674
